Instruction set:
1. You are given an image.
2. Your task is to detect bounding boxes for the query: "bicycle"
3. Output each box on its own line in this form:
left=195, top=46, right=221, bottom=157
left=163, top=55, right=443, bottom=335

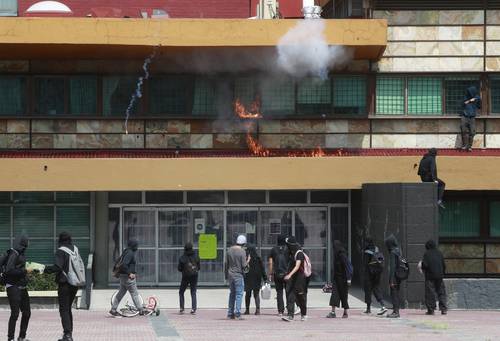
left=110, top=291, right=161, bottom=317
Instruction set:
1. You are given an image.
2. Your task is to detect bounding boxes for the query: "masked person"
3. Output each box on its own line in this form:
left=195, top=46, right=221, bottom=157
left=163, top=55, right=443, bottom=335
left=461, top=86, right=481, bottom=151
left=385, top=234, right=402, bottom=319
left=363, top=238, right=387, bottom=316
left=282, top=237, right=309, bottom=322
left=178, top=242, right=200, bottom=315
left=244, top=245, right=266, bottom=315
left=4, top=235, right=31, bottom=341
left=327, top=240, right=351, bottom=319
left=418, top=148, right=446, bottom=209
left=268, top=235, right=289, bottom=316
left=421, top=239, right=447, bottom=315
left=109, top=239, right=144, bottom=317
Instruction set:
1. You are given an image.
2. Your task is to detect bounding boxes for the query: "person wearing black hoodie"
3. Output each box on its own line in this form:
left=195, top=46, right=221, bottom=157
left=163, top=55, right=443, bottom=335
left=362, top=238, right=387, bottom=316
left=418, top=148, right=446, bottom=209
left=244, top=245, right=266, bottom=315
left=178, top=242, right=200, bottom=315
left=45, top=232, right=79, bottom=341
left=327, top=240, right=351, bottom=319
left=4, top=235, right=31, bottom=341
left=385, top=234, right=402, bottom=318
left=109, top=238, right=144, bottom=317
left=461, top=86, right=481, bottom=151
left=421, top=239, right=448, bottom=315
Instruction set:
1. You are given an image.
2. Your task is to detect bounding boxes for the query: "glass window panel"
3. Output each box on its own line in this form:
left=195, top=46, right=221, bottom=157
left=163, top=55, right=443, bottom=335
left=145, top=191, right=183, bottom=204
left=70, top=76, right=97, bottom=115
left=408, top=77, right=442, bottom=115
left=159, top=210, right=190, bottom=247
left=197, top=249, right=224, bottom=283
left=295, top=210, right=327, bottom=247
left=0, top=239, right=11, bottom=251
left=25, top=239, right=54, bottom=265
left=304, top=248, right=326, bottom=283
left=192, top=210, right=223, bottom=247
left=444, top=77, right=480, bottom=115
left=331, top=207, right=348, bottom=248
left=0, top=0, right=17, bottom=16
left=108, top=192, right=142, bottom=204
left=13, top=206, right=53, bottom=238
left=226, top=210, right=258, bottom=248
left=269, top=191, right=307, bottom=204
left=234, top=77, right=257, bottom=107
left=56, top=192, right=89, bottom=204
left=103, top=77, right=139, bottom=116
left=0, top=207, right=10, bottom=238
left=108, top=208, right=120, bottom=283
left=135, top=249, right=156, bottom=283
left=0, top=77, right=25, bottom=115
left=187, top=191, right=224, bottom=204
left=35, top=77, right=65, bottom=115
left=56, top=207, right=90, bottom=238
left=13, top=192, right=53, bottom=204
left=123, top=210, right=156, bottom=247
left=333, top=76, right=366, bottom=114
left=159, top=249, right=184, bottom=283
left=260, top=210, right=292, bottom=247
left=149, top=76, right=192, bottom=115
left=74, top=238, right=90, bottom=265
left=439, top=201, right=480, bottom=237
left=491, top=77, right=500, bottom=114
left=227, top=191, right=266, bottom=204
left=297, top=78, right=331, bottom=115
left=490, top=202, right=500, bottom=237
left=311, top=190, right=348, bottom=203
left=376, top=76, right=404, bottom=115
left=261, top=78, right=295, bottom=115
left=192, top=77, right=216, bottom=116
left=0, top=192, right=10, bottom=203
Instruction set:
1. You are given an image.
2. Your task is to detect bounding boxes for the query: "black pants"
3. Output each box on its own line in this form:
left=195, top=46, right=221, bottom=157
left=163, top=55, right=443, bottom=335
left=58, top=283, right=78, bottom=335
left=245, top=289, right=260, bottom=311
left=286, top=273, right=308, bottom=317
left=460, top=116, right=476, bottom=148
left=179, top=275, right=198, bottom=311
left=364, top=273, right=384, bottom=306
left=7, top=286, right=31, bottom=339
left=390, top=280, right=401, bottom=313
left=330, top=276, right=349, bottom=309
left=421, top=176, right=446, bottom=202
left=425, top=279, right=447, bottom=312
left=274, top=277, right=285, bottom=314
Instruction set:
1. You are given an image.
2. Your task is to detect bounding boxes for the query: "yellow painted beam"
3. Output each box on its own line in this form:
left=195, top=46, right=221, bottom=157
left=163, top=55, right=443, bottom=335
left=0, top=18, right=387, bottom=59
left=0, top=156, right=498, bottom=191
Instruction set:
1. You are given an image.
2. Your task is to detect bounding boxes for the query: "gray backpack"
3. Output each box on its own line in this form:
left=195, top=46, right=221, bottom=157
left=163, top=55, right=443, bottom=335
left=59, top=246, right=86, bottom=287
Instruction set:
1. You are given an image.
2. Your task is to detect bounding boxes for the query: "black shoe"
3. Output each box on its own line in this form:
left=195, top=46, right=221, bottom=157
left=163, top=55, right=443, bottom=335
left=387, top=312, right=400, bottom=318
left=342, top=312, right=348, bottom=318
left=18, top=338, right=31, bottom=341
left=425, top=310, right=435, bottom=315
left=441, top=310, right=448, bottom=315
left=58, top=334, right=73, bottom=341
left=227, top=314, right=235, bottom=320
left=326, top=311, right=336, bottom=318
left=363, top=309, right=371, bottom=314
left=190, top=309, right=196, bottom=315
left=108, top=309, right=121, bottom=318
left=243, top=309, right=250, bottom=315
left=281, top=315, right=294, bottom=322
left=255, top=309, right=260, bottom=315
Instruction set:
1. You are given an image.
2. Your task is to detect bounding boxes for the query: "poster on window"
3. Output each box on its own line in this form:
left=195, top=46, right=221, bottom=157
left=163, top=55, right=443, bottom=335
left=245, top=222, right=256, bottom=234
left=199, top=234, right=217, bottom=260
left=269, top=219, right=281, bottom=235
left=194, top=218, right=205, bottom=234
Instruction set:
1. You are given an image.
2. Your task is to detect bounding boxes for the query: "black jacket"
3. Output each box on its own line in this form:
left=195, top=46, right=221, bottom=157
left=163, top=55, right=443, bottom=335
left=418, top=150, right=438, bottom=181
left=421, top=240, right=446, bottom=280
left=4, top=236, right=29, bottom=287
left=463, top=86, right=481, bottom=118
left=46, top=242, right=74, bottom=284
left=117, top=239, right=139, bottom=275
left=244, top=255, right=266, bottom=291
left=178, top=249, right=200, bottom=277
left=363, top=242, right=380, bottom=277
left=333, top=240, right=349, bottom=281
left=385, top=234, right=401, bottom=284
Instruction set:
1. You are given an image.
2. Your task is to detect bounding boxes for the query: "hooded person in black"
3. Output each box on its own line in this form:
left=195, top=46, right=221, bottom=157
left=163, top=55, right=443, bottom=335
left=282, top=236, right=308, bottom=322
left=461, top=86, right=481, bottom=151
left=421, top=239, right=447, bottom=315
left=4, top=235, right=31, bottom=341
left=244, top=244, right=266, bottom=315
left=385, top=234, right=401, bottom=318
left=109, top=238, right=144, bottom=317
left=268, top=235, right=289, bottom=316
left=178, top=242, right=200, bottom=314
left=418, top=148, right=446, bottom=208
left=362, top=238, right=387, bottom=315
left=327, top=240, right=350, bottom=319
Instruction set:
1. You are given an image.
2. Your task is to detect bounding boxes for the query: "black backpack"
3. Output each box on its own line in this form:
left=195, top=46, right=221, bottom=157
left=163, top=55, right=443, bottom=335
left=395, top=254, right=410, bottom=281
left=366, top=247, right=384, bottom=275
left=274, top=246, right=288, bottom=280
left=183, top=256, right=199, bottom=277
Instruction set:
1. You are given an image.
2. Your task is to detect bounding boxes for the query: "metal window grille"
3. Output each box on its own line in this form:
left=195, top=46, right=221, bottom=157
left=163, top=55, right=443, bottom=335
left=490, top=77, right=500, bottom=114
left=444, top=77, right=480, bottom=116
left=234, top=77, right=257, bottom=107
left=192, top=77, right=216, bottom=116
left=0, top=77, right=25, bottom=115
left=103, top=77, right=138, bottom=116
left=408, top=77, right=442, bottom=115
left=260, top=78, right=295, bottom=115
left=333, top=76, right=366, bottom=114
left=376, top=76, right=405, bottom=115
left=35, top=77, right=65, bottom=115
left=149, top=75, right=191, bottom=115
left=439, top=201, right=481, bottom=237
left=297, top=78, right=331, bottom=115
left=70, top=76, right=97, bottom=115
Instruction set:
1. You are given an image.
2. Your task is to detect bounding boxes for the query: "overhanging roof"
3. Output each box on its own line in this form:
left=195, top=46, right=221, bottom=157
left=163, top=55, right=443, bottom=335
left=0, top=17, right=387, bottom=59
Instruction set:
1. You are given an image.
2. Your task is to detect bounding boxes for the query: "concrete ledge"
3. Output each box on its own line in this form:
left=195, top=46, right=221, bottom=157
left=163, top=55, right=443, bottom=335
left=0, top=290, right=82, bottom=309
left=445, top=278, right=500, bottom=309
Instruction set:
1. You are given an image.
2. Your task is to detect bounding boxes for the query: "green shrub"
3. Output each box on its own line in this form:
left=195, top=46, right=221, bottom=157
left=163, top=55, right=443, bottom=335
left=0, top=272, right=57, bottom=292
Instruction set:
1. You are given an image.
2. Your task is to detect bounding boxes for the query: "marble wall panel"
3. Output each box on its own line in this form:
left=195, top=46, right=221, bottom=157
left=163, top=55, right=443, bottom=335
left=485, top=119, right=500, bottom=133
left=0, top=135, right=6, bottom=148
left=486, top=259, right=500, bottom=274
left=440, top=243, right=484, bottom=258
left=374, top=10, right=483, bottom=26
left=487, top=26, right=500, bottom=40
left=190, top=121, right=212, bottom=134
left=487, top=10, right=500, bottom=24
left=76, top=134, right=122, bottom=149
left=487, top=41, right=500, bottom=56
left=77, top=120, right=143, bottom=134
left=486, top=57, right=500, bottom=71
left=445, top=259, right=484, bottom=274
left=462, top=26, right=484, bottom=40
left=146, top=120, right=190, bottom=134
left=1, top=134, right=30, bottom=149
left=6, top=120, right=29, bottom=133
left=53, top=134, right=77, bottom=149
left=485, top=134, right=500, bottom=147
left=438, top=134, right=462, bottom=148
left=280, top=120, right=326, bottom=134
left=486, top=244, right=500, bottom=258
left=325, top=120, right=348, bottom=133
left=280, top=134, right=325, bottom=149
left=0, top=121, right=6, bottom=133
left=349, top=120, right=370, bottom=133
left=416, top=134, right=439, bottom=148
left=384, top=42, right=417, bottom=56
left=32, top=120, right=76, bottom=133
left=122, top=134, right=144, bottom=149
left=438, top=11, right=484, bottom=25
left=438, top=120, right=461, bottom=133
left=259, top=134, right=282, bottom=149
left=259, top=121, right=282, bottom=133
left=190, top=134, right=213, bottom=149
left=371, top=134, right=417, bottom=148
left=383, top=57, right=483, bottom=72
left=325, top=134, right=370, bottom=148
left=212, top=120, right=254, bottom=133
left=213, top=134, right=247, bottom=149
left=31, top=134, right=54, bottom=149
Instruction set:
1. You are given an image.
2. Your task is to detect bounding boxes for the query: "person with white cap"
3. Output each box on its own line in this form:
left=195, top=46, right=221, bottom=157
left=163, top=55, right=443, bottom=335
left=225, top=235, right=250, bottom=320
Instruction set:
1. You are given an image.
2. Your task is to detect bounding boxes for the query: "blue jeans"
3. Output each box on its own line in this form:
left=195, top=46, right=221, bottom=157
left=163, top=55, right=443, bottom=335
left=227, top=276, right=244, bottom=317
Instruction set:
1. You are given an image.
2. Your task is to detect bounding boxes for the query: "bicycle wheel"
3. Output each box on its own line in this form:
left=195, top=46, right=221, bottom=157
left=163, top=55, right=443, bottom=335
left=110, top=291, right=118, bottom=309
left=120, top=306, right=140, bottom=318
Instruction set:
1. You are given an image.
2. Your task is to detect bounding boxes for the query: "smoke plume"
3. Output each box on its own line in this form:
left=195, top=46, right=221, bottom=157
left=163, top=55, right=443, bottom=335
left=276, top=19, right=353, bottom=79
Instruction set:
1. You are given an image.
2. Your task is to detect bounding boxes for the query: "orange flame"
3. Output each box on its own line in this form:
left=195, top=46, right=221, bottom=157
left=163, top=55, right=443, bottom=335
left=234, top=98, right=263, bottom=119
left=311, top=146, right=325, bottom=157
left=246, top=133, right=270, bottom=157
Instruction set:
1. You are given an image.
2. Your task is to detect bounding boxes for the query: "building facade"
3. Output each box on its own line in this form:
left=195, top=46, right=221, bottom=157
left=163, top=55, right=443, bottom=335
left=0, top=0, right=499, bottom=306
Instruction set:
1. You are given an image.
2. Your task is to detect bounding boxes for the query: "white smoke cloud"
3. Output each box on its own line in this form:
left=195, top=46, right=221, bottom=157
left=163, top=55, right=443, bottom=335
left=276, top=19, right=353, bottom=79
